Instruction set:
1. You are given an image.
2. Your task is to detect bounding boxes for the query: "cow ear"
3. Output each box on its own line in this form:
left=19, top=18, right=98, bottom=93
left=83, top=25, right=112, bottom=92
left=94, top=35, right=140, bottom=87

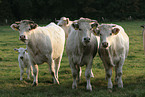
left=10, top=24, right=19, bottom=31
left=93, top=28, right=100, bottom=36
left=72, top=23, right=79, bottom=30
left=91, top=23, right=99, bottom=29
left=66, top=18, right=69, bottom=24
left=30, top=23, right=38, bottom=30
left=14, top=48, right=18, bottom=51
left=141, top=25, right=144, bottom=28
left=112, top=28, right=120, bottom=35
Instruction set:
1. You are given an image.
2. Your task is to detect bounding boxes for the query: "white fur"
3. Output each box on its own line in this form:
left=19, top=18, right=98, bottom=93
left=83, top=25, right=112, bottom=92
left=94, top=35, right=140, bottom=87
left=11, top=21, right=65, bottom=86
left=97, top=24, right=129, bottom=89
left=66, top=18, right=98, bottom=91
left=14, top=48, right=33, bottom=80
left=57, top=17, right=73, bottom=39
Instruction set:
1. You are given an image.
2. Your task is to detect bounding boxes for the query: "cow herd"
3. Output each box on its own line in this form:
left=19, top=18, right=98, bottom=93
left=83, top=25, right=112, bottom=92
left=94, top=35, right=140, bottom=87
left=10, top=17, right=129, bottom=91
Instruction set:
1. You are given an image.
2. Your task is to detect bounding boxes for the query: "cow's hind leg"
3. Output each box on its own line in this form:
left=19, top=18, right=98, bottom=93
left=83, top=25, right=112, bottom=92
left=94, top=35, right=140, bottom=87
left=54, top=55, right=62, bottom=79
left=47, top=56, right=59, bottom=84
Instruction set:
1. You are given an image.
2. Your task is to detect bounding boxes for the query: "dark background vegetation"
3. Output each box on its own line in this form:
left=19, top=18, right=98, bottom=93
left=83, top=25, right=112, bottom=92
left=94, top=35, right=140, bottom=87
left=0, top=0, right=145, bottom=24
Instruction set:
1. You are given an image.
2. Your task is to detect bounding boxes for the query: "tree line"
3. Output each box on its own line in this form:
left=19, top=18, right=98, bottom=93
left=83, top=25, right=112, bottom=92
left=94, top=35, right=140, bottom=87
left=0, top=0, right=145, bottom=25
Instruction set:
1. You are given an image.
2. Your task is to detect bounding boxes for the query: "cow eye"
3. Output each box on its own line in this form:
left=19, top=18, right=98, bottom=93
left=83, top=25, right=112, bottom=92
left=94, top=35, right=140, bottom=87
left=110, top=33, right=112, bottom=35
left=100, top=33, right=102, bottom=36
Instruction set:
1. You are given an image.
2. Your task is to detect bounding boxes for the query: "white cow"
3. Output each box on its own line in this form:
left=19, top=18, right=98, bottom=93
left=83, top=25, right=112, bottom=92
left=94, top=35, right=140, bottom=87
left=66, top=18, right=98, bottom=91
left=93, top=24, right=129, bottom=89
left=14, top=47, right=33, bottom=80
left=11, top=20, right=65, bottom=86
left=56, top=17, right=73, bottom=39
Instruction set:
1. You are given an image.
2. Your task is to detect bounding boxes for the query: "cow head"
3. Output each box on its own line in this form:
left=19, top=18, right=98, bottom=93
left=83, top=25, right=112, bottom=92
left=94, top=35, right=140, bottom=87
left=93, top=24, right=120, bottom=48
left=72, top=18, right=99, bottom=46
left=10, top=20, right=38, bottom=43
left=14, top=48, right=27, bottom=60
left=56, top=17, right=70, bottom=26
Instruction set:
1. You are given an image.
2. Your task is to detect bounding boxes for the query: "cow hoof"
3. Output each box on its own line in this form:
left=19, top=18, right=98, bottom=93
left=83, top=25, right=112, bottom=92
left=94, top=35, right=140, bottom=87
left=86, top=85, right=92, bottom=91
left=72, top=84, right=77, bottom=89
left=32, top=82, right=38, bottom=87
left=108, top=89, right=112, bottom=93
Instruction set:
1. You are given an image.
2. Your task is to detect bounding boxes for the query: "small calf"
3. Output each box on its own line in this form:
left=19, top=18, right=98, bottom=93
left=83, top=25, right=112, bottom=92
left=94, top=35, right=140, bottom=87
left=14, top=48, right=33, bottom=80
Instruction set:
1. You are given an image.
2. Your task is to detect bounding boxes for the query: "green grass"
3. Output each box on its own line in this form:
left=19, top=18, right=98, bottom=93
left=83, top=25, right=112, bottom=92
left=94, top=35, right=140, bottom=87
left=0, top=21, right=145, bottom=97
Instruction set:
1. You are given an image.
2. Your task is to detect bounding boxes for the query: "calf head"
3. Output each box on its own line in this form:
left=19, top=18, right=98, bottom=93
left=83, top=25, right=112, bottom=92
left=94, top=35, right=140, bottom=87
left=14, top=48, right=27, bottom=60
left=93, top=24, right=120, bottom=48
left=56, top=17, right=69, bottom=26
left=11, top=20, right=38, bottom=43
left=72, top=18, right=99, bottom=46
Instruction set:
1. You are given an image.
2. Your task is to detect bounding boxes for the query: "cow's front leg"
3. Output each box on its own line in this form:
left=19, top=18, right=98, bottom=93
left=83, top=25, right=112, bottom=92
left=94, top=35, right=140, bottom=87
left=106, top=66, right=113, bottom=89
left=85, top=60, right=93, bottom=91
left=116, top=56, right=125, bottom=88
left=31, top=62, right=39, bottom=86
left=26, top=66, right=30, bottom=80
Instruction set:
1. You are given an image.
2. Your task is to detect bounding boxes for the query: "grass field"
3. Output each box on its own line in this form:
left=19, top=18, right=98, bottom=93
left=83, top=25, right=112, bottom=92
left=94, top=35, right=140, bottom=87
left=0, top=21, right=145, bottom=97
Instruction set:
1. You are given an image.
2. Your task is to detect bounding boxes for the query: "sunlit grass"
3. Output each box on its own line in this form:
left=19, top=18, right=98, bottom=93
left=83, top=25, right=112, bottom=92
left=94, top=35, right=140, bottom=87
left=0, top=21, right=145, bottom=97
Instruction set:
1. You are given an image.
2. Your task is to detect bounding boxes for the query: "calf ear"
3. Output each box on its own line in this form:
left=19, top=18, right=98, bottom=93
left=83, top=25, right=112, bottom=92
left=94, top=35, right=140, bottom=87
left=72, top=23, right=79, bottom=30
left=25, top=48, right=27, bottom=51
left=10, top=24, right=19, bottom=31
left=112, top=28, right=120, bottom=35
left=14, top=48, right=18, bottom=51
left=30, top=23, right=38, bottom=30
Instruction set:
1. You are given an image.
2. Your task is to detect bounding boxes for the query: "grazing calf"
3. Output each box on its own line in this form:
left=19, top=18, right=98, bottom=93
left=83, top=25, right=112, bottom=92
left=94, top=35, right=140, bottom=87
left=14, top=48, right=33, bottom=80
left=11, top=20, right=65, bottom=86
left=56, top=17, right=73, bottom=39
left=93, top=24, right=129, bottom=89
left=66, top=18, right=98, bottom=91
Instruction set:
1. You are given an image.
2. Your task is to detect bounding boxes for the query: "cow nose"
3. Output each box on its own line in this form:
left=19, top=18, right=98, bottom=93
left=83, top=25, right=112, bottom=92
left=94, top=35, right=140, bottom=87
left=20, top=35, right=26, bottom=40
left=84, top=37, right=90, bottom=42
left=102, top=42, right=108, bottom=48
left=20, top=56, right=23, bottom=59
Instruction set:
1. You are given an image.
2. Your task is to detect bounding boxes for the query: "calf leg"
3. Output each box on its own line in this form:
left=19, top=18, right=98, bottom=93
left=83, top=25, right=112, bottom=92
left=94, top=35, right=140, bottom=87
left=77, top=66, right=81, bottom=83
left=20, top=67, right=24, bottom=81
left=26, top=66, right=30, bottom=80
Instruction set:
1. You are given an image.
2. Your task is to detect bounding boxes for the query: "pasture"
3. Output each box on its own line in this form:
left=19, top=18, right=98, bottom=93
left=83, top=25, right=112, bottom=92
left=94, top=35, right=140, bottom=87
left=0, top=21, right=145, bottom=97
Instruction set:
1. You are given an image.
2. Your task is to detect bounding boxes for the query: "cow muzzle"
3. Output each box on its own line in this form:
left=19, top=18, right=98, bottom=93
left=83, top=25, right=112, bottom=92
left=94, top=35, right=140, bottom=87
left=19, top=35, right=26, bottom=42
left=102, top=42, right=108, bottom=48
left=83, top=37, right=90, bottom=43
left=20, top=56, right=23, bottom=59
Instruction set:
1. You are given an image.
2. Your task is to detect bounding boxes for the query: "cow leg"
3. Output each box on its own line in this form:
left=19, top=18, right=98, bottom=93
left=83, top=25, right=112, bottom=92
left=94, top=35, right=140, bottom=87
left=106, top=66, right=113, bottom=89
left=32, top=63, right=39, bottom=86
left=54, top=56, right=62, bottom=79
left=116, top=56, right=125, bottom=88
left=85, top=60, right=93, bottom=91
left=30, top=65, right=33, bottom=77
left=26, top=66, right=30, bottom=80
left=90, top=69, right=94, bottom=78
left=77, top=66, right=81, bottom=83
left=47, top=56, right=59, bottom=84
left=68, top=57, right=77, bottom=89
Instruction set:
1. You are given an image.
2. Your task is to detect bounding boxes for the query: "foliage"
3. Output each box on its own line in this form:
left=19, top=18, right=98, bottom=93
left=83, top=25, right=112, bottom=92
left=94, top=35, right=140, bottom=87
left=0, top=0, right=145, bottom=25
left=0, top=21, right=145, bottom=96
